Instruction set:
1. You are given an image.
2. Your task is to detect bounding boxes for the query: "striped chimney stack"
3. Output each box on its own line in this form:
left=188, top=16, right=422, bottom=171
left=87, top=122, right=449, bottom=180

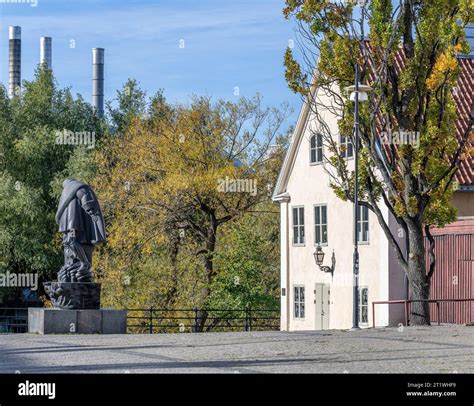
left=8, top=26, right=21, bottom=99
left=40, top=36, right=52, bottom=69
left=92, top=48, right=105, bottom=117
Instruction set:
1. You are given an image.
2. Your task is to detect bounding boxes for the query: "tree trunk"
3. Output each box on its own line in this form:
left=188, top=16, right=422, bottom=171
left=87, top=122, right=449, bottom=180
left=407, top=224, right=431, bottom=325
left=165, top=236, right=180, bottom=308
left=194, top=308, right=208, bottom=333
left=195, top=221, right=217, bottom=332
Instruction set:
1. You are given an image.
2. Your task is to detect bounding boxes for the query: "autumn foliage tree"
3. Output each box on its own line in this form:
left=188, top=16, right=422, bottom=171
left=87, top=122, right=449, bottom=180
left=93, top=93, right=289, bottom=328
left=283, top=0, right=474, bottom=324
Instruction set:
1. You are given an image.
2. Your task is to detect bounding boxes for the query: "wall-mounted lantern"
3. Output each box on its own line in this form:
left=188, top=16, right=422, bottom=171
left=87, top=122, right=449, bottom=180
left=313, top=245, right=335, bottom=276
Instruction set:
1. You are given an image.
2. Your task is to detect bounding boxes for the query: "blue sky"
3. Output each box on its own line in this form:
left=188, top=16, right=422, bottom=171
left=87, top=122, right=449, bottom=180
left=0, top=0, right=302, bottom=127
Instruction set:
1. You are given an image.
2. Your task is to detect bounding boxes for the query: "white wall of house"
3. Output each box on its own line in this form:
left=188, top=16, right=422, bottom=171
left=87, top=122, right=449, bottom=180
left=274, top=57, right=474, bottom=331
left=274, top=89, right=406, bottom=331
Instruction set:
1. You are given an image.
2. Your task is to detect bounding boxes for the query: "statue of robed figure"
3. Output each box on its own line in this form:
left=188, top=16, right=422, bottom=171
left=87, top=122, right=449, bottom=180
left=45, top=179, right=106, bottom=309
left=55, top=179, right=106, bottom=283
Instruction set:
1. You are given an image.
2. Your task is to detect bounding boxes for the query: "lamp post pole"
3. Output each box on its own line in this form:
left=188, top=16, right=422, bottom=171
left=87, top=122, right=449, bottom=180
left=352, top=63, right=360, bottom=330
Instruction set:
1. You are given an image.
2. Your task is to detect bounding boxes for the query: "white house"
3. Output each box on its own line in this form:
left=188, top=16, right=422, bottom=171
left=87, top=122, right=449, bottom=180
left=272, top=58, right=474, bottom=331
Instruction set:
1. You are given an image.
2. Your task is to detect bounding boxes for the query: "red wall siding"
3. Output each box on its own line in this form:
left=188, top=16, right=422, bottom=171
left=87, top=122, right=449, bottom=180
left=426, top=233, right=474, bottom=324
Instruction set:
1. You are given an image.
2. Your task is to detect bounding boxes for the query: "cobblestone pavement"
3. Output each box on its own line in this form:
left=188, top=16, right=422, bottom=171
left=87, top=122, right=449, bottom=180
left=0, top=326, right=472, bottom=374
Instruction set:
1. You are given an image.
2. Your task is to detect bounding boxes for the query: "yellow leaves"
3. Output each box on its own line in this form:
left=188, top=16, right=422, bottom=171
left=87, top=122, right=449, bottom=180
left=319, top=34, right=356, bottom=85
left=426, top=46, right=459, bottom=91
left=90, top=93, right=287, bottom=311
left=392, top=172, right=405, bottom=194
left=423, top=183, right=457, bottom=227
left=467, top=130, right=474, bottom=159
left=284, top=48, right=308, bottom=95
left=460, top=145, right=474, bottom=161
left=394, top=198, right=407, bottom=217
left=407, top=196, right=419, bottom=217
left=93, top=96, right=266, bottom=259
left=454, top=43, right=464, bottom=54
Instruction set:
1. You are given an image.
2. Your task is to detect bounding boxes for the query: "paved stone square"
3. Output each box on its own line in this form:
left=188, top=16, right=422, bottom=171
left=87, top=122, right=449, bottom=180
left=0, top=326, right=472, bottom=374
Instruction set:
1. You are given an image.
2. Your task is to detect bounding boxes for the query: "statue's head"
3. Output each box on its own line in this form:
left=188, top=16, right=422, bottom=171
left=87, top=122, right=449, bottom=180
left=63, top=178, right=79, bottom=188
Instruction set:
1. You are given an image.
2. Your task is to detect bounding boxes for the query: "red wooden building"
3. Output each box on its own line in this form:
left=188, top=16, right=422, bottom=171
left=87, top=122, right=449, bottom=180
left=425, top=55, right=474, bottom=325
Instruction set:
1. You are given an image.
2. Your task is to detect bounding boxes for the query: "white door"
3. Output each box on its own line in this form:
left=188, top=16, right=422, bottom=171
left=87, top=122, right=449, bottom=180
left=315, top=283, right=330, bottom=330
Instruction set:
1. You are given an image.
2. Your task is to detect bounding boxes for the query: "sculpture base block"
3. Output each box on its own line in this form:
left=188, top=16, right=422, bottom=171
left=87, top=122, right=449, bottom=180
left=28, top=308, right=127, bottom=334
left=44, top=282, right=101, bottom=310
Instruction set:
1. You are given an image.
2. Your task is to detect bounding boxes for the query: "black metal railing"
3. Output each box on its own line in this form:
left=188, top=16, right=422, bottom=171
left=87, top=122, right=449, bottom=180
left=0, top=308, right=29, bottom=333
left=0, top=307, right=280, bottom=334
left=372, top=298, right=474, bottom=327
left=126, top=307, right=280, bottom=334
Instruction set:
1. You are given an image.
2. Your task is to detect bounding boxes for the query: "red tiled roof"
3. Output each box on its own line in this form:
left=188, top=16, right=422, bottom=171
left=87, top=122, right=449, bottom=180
left=453, top=57, right=474, bottom=185
left=367, top=48, right=474, bottom=185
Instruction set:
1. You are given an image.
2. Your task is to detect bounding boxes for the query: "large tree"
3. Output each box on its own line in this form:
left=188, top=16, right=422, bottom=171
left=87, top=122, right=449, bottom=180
left=284, top=0, right=474, bottom=324
left=208, top=203, right=281, bottom=311
left=0, top=67, right=105, bottom=304
left=93, top=93, right=289, bottom=329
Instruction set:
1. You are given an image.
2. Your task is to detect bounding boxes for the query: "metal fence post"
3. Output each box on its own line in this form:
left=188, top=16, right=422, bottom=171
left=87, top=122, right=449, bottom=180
left=372, top=302, right=375, bottom=328
left=149, top=306, right=153, bottom=334
left=245, top=308, right=252, bottom=332
left=194, top=307, right=199, bottom=333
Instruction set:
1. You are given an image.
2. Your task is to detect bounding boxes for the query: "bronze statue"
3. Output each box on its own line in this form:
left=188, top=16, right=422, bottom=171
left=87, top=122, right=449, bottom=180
left=55, top=179, right=106, bottom=283
left=45, top=179, right=106, bottom=309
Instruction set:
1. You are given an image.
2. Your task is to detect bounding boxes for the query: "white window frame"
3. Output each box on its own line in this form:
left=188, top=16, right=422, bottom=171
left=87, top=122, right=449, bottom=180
left=357, top=205, right=370, bottom=244
left=359, top=286, right=369, bottom=326
left=293, top=285, right=305, bottom=319
left=340, top=135, right=354, bottom=159
left=314, top=204, right=328, bottom=246
left=292, top=206, right=305, bottom=246
left=310, top=133, right=323, bottom=165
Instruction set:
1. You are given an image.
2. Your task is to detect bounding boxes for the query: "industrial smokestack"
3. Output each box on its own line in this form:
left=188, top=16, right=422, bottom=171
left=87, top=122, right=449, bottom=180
left=92, top=48, right=105, bottom=117
left=8, top=26, right=21, bottom=99
left=40, top=37, right=52, bottom=69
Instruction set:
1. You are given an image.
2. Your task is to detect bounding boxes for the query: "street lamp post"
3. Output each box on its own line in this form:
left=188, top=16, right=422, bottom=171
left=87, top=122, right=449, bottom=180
left=345, top=64, right=372, bottom=330
left=352, top=64, right=361, bottom=330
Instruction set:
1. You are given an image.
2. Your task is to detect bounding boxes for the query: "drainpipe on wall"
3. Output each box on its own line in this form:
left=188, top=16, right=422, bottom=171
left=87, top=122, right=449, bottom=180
left=405, top=235, right=410, bottom=301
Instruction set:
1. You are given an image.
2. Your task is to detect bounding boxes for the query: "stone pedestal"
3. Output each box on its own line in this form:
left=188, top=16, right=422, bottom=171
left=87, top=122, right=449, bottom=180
left=44, top=282, right=101, bottom=310
left=28, top=308, right=127, bottom=334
